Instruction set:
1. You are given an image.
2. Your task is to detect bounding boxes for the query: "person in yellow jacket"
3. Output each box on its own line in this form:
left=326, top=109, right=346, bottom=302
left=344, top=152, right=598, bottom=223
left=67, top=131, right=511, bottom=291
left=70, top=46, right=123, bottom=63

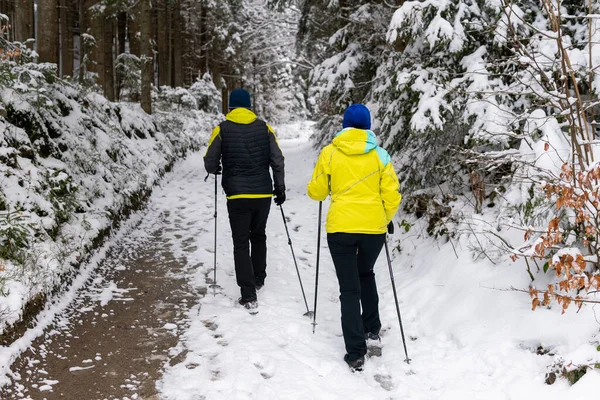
left=307, top=104, right=401, bottom=371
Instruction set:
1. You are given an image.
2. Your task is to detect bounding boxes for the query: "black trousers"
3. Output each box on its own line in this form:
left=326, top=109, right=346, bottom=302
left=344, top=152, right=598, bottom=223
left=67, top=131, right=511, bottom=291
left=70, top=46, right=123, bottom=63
left=227, top=198, right=271, bottom=300
left=327, top=232, right=385, bottom=361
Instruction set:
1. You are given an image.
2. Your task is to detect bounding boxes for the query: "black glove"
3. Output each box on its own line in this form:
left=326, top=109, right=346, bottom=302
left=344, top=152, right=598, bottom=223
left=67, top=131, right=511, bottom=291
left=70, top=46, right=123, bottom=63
left=274, top=186, right=286, bottom=206
left=387, top=221, right=394, bottom=235
left=214, top=164, right=222, bottom=175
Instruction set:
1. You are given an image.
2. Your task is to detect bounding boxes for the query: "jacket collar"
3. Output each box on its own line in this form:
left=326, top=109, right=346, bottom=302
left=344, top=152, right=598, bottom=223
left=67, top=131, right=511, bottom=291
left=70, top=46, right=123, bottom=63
left=226, top=108, right=257, bottom=124
left=333, top=127, right=378, bottom=155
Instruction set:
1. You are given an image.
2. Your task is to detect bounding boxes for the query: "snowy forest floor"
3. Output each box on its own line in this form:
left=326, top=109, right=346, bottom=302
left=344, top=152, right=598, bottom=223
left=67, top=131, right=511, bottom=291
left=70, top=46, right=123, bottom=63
left=0, top=121, right=599, bottom=400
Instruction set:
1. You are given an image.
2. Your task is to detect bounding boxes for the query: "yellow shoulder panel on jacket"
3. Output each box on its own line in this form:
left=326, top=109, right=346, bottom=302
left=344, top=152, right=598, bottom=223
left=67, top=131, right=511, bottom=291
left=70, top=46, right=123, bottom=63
left=207, top=126, right=221, bottom=147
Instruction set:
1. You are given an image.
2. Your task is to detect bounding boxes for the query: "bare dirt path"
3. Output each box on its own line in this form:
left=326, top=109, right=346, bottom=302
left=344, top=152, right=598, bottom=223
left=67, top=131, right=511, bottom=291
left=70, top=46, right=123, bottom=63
left=0, top=158, right=210, bottom=399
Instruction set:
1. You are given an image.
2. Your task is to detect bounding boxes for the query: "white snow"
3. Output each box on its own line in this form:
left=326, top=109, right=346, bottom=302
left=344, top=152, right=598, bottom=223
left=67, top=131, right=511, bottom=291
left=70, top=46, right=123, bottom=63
left=1, top=114, right=599, bottom=397
left=69, top=365, right=95, bottom=372
left=163, top=323, right=178, bottom=331
left=150, top=121, right=600, bottom=399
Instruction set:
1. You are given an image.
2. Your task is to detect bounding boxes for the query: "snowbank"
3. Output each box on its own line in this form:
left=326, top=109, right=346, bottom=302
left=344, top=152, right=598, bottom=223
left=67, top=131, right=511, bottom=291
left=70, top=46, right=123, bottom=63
left=0, top=80, right=220, bottom=336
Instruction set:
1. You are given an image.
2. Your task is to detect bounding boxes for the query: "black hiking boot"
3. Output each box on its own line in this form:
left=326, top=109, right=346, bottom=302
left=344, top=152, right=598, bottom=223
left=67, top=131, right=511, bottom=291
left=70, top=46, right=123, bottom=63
left=365, top=331, right=381, bottom=342
left=238, top=296, right=258, bottom=310
left=344, top=354, right=365, bottom=372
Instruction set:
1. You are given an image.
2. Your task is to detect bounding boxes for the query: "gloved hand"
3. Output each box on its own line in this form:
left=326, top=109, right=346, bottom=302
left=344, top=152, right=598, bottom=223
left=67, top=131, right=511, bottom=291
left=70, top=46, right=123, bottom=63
left=274, top=186, right=286, bottom=206
left=387, top=221, right=394, bottom=235
left=214, top=164, right=222, bottom=175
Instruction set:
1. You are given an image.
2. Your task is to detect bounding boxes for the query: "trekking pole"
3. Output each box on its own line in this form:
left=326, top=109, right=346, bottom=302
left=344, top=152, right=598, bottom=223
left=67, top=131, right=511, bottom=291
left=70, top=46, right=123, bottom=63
left=279, top=205, right=313, bottom=317
left=312, top=201, right=322, bottom=333
left=383, top=233, right=411, bottom=364
left=205, top=173, right=219, bottom=295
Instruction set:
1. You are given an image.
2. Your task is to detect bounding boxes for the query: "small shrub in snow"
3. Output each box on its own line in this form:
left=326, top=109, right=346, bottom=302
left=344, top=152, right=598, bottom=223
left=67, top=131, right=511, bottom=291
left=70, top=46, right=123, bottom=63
left=115, top=52, right=141, bottom=102
left=519, top=163, right=600, bottom=313
left=0, top=208, right=30, bottom=263
left=154, top=86, right=198, bottom=112
left=188, top=74, right=221, bottom=114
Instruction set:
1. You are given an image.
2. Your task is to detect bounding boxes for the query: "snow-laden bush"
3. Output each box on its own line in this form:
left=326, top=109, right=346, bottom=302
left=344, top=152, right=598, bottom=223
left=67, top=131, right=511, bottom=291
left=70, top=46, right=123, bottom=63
left=155, top=86, right=198, bottom=112
left=115, top=52, right=141, bottom=102
left=0, top=58, right=220, bottom=334
left=188, top=73, right=222, bottom=114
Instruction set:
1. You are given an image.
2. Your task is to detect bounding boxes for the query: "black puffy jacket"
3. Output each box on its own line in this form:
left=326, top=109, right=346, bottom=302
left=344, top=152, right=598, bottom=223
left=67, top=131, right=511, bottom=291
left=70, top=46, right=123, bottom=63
left=203, top=108, right=285, bottom=199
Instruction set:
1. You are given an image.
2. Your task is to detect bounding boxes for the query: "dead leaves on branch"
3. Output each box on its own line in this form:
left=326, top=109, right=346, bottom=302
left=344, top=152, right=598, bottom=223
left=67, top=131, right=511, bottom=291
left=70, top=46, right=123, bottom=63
left=516, top=162, right=600, bottom=313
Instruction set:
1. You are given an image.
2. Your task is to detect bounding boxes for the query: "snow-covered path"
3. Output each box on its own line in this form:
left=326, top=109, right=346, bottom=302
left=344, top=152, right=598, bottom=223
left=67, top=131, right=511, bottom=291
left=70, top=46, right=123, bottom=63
left=2, top=121, right=598, bottom=399
left=157, top=122, right=599, bottom=399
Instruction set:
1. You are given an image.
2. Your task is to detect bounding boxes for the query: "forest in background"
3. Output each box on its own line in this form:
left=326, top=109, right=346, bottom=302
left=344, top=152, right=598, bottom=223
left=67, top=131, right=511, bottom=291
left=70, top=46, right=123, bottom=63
left=0, top=0, right=305, bottom=119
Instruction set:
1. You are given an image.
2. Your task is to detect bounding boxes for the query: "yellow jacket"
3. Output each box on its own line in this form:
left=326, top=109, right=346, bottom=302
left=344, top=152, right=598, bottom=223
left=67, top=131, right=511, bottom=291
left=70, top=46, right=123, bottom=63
left=307, top=128, right=401, bottom=234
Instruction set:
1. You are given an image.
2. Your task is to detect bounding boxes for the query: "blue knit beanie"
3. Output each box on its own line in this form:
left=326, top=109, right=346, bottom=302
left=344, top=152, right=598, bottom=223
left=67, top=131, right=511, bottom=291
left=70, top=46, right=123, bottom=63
left=229, top=88, right=252, bottom=109
left=342, top=104, right=371, bottom=130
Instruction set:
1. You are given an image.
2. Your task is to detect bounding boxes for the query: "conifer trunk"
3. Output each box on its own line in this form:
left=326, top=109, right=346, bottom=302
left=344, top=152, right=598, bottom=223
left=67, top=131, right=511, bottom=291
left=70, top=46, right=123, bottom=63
left=38, top=0, right=60, bottom=64
left=78, top=0, right=86, bottom=82
left=128, top=9, right=140, bottom=57
left=139, top=0, right=152, bottom=113
left=60, top=0, right=74, bottom=77
left=14, top=0, right=34, bottom=43
left=85, top=0, right=103, bottom=85
left=156, top=0, right=168, bottom=87
left=103, top=16, right=114, bottom=100
left=172, top=0, right=182, bottom=87
left=116, top=11, right=126, bottom=100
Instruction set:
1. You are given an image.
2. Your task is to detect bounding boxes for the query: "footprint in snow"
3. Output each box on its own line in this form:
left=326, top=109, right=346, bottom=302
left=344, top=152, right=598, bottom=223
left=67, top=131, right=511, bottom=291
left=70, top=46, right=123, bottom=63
left=202, top=320, right=218, bottom=331
left=253, top=362, right=273, bottom=379
left=210, top=370, right=221, bottom=381
left=367, top=345, right=382, bottom=358
left=183, top=245, right=198, bottom=253
left=185, top=362, right=199, bottom=370
left=374, top=374, right=393, bottom=391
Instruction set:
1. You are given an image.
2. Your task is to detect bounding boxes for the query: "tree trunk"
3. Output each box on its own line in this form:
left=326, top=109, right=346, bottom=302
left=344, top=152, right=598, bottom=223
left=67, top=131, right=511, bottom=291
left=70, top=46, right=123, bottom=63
left=156, top=0, right=168, bottom=87
left=78, top=0, right=86, bottom=82
left=116, top=11, right=126, bottom=100
left=60, top=0, right=74, bottom=77
left=103, top=16, right=114, bottom=100
left=38, top=0, right=60, bottom=64
left=128, top=7, right=140, bottom=57
left=14, top=0, right=34, bottom=43
left=172, top=0, right=182, bottom=87
left=140, top=0, right=152, bottom=114
left=117, top=12, right=126, bottom=55
left=85, top=0, right=103, bottom=85
left=199, top=2, right=207, bottom=76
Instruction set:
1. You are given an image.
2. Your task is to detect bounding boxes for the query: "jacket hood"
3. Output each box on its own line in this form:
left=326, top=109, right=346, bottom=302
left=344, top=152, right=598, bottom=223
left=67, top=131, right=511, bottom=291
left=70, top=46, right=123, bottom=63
left=332, top=127, right=378, bottom=155
left=226, top=108, right=257, bottom=124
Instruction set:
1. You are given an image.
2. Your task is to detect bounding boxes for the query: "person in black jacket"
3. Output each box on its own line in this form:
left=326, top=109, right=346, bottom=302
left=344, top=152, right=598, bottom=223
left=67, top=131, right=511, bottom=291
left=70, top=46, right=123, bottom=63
left=204, top=88, right=285, bottom=309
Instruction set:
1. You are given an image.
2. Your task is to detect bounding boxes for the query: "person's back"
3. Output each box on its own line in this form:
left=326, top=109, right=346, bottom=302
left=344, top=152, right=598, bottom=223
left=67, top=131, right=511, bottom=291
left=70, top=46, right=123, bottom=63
left=204, top=88, right=285, bottom=310
left=218, top=108, right=274, bottom=198
left=310, top=127, right=397, bottom=234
